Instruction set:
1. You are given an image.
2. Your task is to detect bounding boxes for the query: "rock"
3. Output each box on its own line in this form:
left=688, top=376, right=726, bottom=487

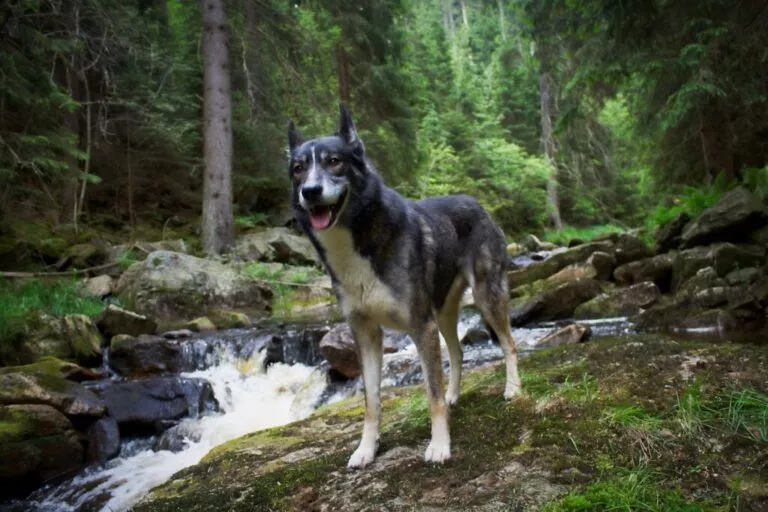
left=725, top=267, right=762, bottom=286
left=543, top=262, right=599, bottom=289
left=506, top=243, right=524, bottom=256
left=97, top=304, right=157, bottom=338
left=109, top=335, right=182, bottom=378
left=508, top=241, right=614, bottom=290
left=539, top=241, right=559, bottom=251
left=748, top=223, right=768, bottom=246
left=186, top=317, right=216, bottom=333
left=208, top=310, right=252, bottom=329
left=631, top=297, right=694, bottom=331
left=586, top=251, right=616, bottom=281
left=0, top=404, right=83, bottom=497
left=81, top=275, right=113, bottom=298
left=97, top=377, right=218, bottom=433
left=154, top=421, right=202, bottom=453
left=460, top=327, right=490, bottom=345
left=263, top=326, right=330, bottom=367
left=86, top=417, right=120, bottom=463
left=523, top=234, right=545, bottom=252
left=0, top=357, right=101, bottom=383
left=25, top=313, right=103, bottom=367
left=673, top=243, right=766, bottom=290
left=536, top=324, right=591, bottom=348
left=655, top=212, right=690, bottom=253
left=116, top=250, right=272, bottom=326
left=681, top=187, right=766, bottom=248
left=161, top=329, right=194, bottom=340
left=510, top=279, right=603, bottom=326
left=613, top=252, right=677, bottom=291
left=574, top=282, right=661, bottom=319
left=677, top=267, right=726, bottom=297
left=318, top=324, right=399, bottom=379
left=0, top=371, right=105, bottom=417
left=64, top=243, right=108, bottom=269
left=567, top=238, right=585, bottom=248
left=108, top=239, right=188, bottom=265
left=613, top=234, right=653, bottom=265
left=231, top=228, right=319, bottom=265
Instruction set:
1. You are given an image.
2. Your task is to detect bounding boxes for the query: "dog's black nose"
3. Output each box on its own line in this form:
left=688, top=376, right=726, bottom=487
left=301, top=184, right=323, bottom=201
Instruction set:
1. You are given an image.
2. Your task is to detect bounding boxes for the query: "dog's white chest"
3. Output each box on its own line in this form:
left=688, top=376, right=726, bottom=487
left=316, top=228, right=409, bottom=329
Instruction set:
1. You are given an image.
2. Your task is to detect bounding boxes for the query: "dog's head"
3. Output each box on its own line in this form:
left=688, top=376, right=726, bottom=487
left=287, top=104, right=366, bottom=231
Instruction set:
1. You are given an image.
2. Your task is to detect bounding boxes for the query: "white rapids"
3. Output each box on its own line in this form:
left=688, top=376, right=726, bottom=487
left=28, top=353, right=317, bottom=512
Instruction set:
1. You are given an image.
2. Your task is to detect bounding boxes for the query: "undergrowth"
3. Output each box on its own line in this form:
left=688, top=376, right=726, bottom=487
left=542, top=224, right=624, bottom=246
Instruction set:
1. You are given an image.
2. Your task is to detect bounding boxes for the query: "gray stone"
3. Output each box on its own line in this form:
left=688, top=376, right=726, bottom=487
left=0, top=372, right=105, bottom=417
left=613, top=233, right=653, bottom=265
left=86, top=417, right=120, bottom=463
left=655, top=212, right=690, bottom=253
left=81, top=275, right=114, bottom=298
left=536, top=324, right=591, bottom=348
left=681, top=187, right=766, bottom=248
left=614, top=252, right=677, bottom=291
left=510, top=279, right=603, bottom=326
left=231, top=228, right=319, bottom=265
left=574, top=282, right=661, bottom=319
left=673, top=243, right=765, bottom=290
left=98, top=304, right=157, bottom=338
left=508, top=241, right=614, bottom=290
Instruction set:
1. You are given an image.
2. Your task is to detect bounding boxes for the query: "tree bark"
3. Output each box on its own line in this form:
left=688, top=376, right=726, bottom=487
left=244, top=0, right=262, bottom=119
left=460, top=0, right=469, bottom=28
left=335, top=41, right=350, bottom=105
left=498, top=0, right=506, bottom=42
left=539, top=72, right=562, bottom=230
left=201, top=0, right=234, bottom=255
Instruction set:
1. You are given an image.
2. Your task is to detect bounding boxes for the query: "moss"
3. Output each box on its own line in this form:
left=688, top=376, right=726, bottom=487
left=0, top=407, right=35, bottom=443
left=0, top=356, right=76, bottom=377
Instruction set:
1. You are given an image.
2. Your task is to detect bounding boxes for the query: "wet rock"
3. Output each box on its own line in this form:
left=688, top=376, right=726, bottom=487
left=161, top=329, right=194, bottom=339
left=318, top=325, right=400, bottom=379
left=535, top=324, right=591, bottom=348
left=574, top=282, right=661, bottom=319
left=0, top=357, right=102, bottom=383
left=508, top=241, right=614, bottom=290
left=97, top=304, right=157, bottom=338
left=673, top=243, right=765, bottom=290
left=109, top=335, right=182, bottom=378
left=510, top=279, right=602, bottom=326
left=655, top=212, right=690, bottom=253
left=681, top=187, right=767, bottom=248
left=116, top=250, right=272, bottom=326
left=461, top=326, right=490, bottom=345
left=264, top=326, right=330, bottom=367
left=86, top=417, right=120, bottom=463
left=97, top=377, right=218, bottom=433
left=25, top=313, right=103, bottom=367
left=613, top=233, right=653, bottom=265
left=0, top=404, right=84, bottom=499
left=154, top=420, right=201, bottom=453
left=186, top=317, right=216, bottom=333
left=80, top=275, right=113, bottom=298
left=0, top=370, right=105, bottom=417
left=230, top=228, right=319, bottom=265
left=613, top=252, right=677, bottom=291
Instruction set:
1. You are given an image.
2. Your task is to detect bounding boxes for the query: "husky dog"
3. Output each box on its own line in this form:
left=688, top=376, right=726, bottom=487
left=288, top=105, right=522, bottom=468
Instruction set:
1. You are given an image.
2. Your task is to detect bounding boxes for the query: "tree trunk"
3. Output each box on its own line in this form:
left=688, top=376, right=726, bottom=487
left=498, top=0, right=506, bottom=42
left=244, top=0, right=262, bottom=119
left=201, top=0, right=234, bottom=255
left=335, top=42, right=350, bottom=105
left=460, top=0, right=469, bottom=28
left=539, top=72, right=562, bottom=230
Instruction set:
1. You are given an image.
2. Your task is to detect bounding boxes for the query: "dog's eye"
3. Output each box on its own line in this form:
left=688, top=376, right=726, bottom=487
left=292, top=162, right=305, bottom=174
left=328, top=157, right=341, bottom=166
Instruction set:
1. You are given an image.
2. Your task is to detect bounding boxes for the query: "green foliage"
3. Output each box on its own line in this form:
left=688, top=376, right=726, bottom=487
left=646, top=177, right=731, bottom=237
left=543, top=466, right=706, bottom=512
left=542, top=224, right=624, bottom=246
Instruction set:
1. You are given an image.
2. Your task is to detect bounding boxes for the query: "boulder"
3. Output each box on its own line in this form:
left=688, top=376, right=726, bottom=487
left=108, top=239, right=188, bottom=265
left=574, top=282, right=661, bottom=319
left=97, top=377, right=218, bottom=433
left=613, top=234, right=653, bottom=265
left=318, top=324, right=399, bottom=379
left=506, top=243, right=524, bottom=257
left=523, top=234, right=545, bottom=252
left=542, top=262, right=599, bottom=289
left=0, top=357, right=101, bottom=383
left=510, top=279, right=603, bottom=326
left=460, top=327, right=490, bottom=345
left=0, top=404, right=83, bottom=497
left=64, top=243, right=108, bottom=269
left=116, top=250, right=272, bottom=326
left=186, top=317, right=216, bottom=333
left=80, top=275, right=114, bottom=298
left=231, top=228, right=319, bottom=265
left=536, top=324, right=591, bottom=348
left=0, top=371, right=105, bottom=417
left=508, top=241, right=614, bottom=290
left=725, top=267, right=762, bottom=286
left=681, top=187, right=766, bottom=248
left=691, top=287, right=746, bottom=309
left=586, top=251, right=616, bottom=281
left=24, top=313, right=102, bottom=367
left=109, top=335, right=182, bottom=378
left=208, top=310, right=252, bottom=329
left=97, top=304, right=157, bottom=338
left=672, top=243, right=765, bottom=290
left=613, top=252, right=677, bottom=291
left=677, top=267, right=726, bottom=297
left=631, top=297, right=695, bottom=331
left=655, top=212, right=690, bottom=253
left=86, top=416, right=120, bottom=464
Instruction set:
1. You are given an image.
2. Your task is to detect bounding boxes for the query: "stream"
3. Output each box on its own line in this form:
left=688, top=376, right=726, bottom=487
left=7, top=313, right=634, bottom=512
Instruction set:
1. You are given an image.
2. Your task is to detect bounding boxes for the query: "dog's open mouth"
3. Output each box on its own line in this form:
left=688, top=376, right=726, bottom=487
left=308, top=191, right=347, bottom=230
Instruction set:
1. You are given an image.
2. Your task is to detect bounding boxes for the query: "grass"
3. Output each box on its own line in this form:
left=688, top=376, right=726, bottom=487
left=240, top=262, right=327, bottom=318
left=0, top=278, right=104, bottom=356
left=542, top=224, right=624, bottom=246
left=543, top=465, right=709, bottom=511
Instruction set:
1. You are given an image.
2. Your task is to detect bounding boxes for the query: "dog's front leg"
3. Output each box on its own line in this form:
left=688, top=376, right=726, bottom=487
left=347, top=315, right=383, bottom=469
left=414, top=320, right=451, bottom=463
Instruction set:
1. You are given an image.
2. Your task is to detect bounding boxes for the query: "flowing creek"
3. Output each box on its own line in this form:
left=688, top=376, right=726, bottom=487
left=8, top=313, right=634, bottom=512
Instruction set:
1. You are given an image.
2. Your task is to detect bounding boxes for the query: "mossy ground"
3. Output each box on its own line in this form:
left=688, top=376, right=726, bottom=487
left=136, top=336, right=767, bottom=511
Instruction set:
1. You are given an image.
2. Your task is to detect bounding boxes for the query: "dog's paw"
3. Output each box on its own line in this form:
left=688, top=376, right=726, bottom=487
left=445, top=391, right=459, bottom=407
left=347, top=445, right=376, bottom=469
left=504, top=382, right=522, bottom=400
left=424, top=439, right=451, bottom=464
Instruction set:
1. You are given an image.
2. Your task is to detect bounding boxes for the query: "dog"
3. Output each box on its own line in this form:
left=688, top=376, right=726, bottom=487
left=287, top=105, right=522, bottom=468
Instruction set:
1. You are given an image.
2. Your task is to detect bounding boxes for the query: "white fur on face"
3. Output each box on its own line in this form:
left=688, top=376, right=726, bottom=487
left=298, top=145, right=347, bottom=210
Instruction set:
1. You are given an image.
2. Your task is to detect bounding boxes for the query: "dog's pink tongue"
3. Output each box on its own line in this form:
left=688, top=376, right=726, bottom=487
left=310, top=209, right=332, bottom=230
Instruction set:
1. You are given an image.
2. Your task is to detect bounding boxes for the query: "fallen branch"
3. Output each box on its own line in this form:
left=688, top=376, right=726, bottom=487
left=0, top=262, right=120, bottom=278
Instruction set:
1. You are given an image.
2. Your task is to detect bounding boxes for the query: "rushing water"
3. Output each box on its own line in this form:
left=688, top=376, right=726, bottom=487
left=9, top=314, right=635, bottom=512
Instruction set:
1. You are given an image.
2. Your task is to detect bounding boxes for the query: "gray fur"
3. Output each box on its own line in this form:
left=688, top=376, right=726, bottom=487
left=288, top=105, right=522, bottom=468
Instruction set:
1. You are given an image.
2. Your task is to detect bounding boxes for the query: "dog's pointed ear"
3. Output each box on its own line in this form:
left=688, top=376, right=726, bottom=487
left=338, top=103, right=361, bottom=147
left=287, top=120, right=303, bottom=151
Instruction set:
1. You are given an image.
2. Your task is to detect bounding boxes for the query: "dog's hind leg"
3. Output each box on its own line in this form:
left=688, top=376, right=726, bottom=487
left=413, top=319, right=451, bottom=463
left=437, top=276, right=467, bottom=406
left=347, top=314, right=383, bottom=469
left=470, top=250, right=522, bottom=400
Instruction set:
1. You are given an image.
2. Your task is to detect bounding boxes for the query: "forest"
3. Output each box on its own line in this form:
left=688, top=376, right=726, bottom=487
left=2, top=0, right=767, bottom=262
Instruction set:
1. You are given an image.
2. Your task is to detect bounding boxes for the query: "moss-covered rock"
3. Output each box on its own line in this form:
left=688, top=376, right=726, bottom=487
left=186, top=317, right=216, bottom=333
left=207, top=310, right=252, bottom=329
left=0, top=356, right=100, bottom=382
left=134, top=336, right=768, bottom=512
left=0, top=370, right=105, bottom=417
left=24, top=313, right=102, bottom=366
